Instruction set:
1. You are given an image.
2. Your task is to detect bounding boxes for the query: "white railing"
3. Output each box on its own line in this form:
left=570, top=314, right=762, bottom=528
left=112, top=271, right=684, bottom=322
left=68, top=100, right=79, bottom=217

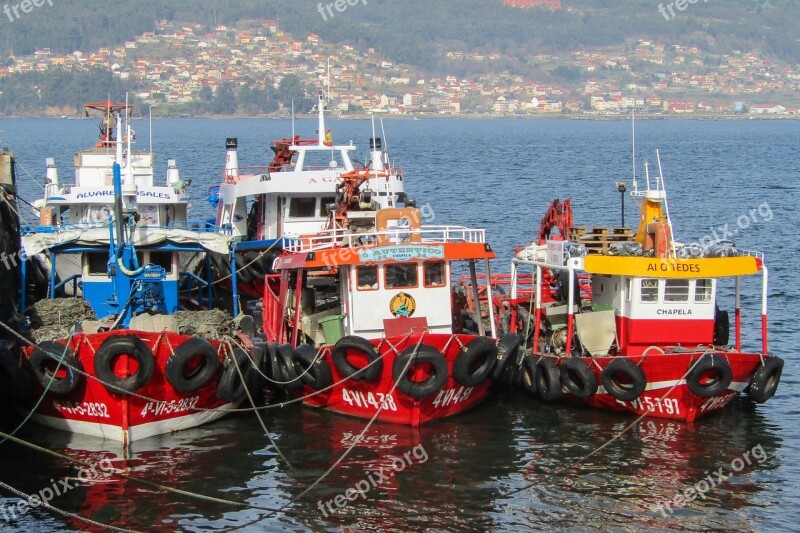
left=283, top=225, right=486, bottom=254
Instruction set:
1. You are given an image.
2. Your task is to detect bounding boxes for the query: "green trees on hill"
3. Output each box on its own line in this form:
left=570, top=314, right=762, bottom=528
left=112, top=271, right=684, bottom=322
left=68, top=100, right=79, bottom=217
left=0, top=69, right=315, bottom=117
left=1, top=1, right=797, bottom=65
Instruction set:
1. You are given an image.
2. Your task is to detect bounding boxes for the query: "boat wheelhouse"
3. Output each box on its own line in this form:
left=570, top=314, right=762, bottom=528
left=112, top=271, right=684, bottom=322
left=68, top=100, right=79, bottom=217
left=258, top=201, right=515, bottom=426
left=32, top=101, right=192, bottom=291
left=213, top=92, right=406, bottom=242
left=495, top=156, right=783, bottom=422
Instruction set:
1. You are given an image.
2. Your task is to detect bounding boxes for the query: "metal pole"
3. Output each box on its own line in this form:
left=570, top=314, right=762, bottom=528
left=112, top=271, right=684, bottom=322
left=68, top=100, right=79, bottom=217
left=469, top=260, right=485, bottom=337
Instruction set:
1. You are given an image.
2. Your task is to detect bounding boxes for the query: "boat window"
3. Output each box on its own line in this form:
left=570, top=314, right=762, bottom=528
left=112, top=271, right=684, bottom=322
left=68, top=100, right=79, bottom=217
left=320, top=196, right=336, bottom=216
left=640, top=279, right=659, bottom=303
left=149, top=251, right=174, bottom=274
left=288, top=197, right=317, bottom=218
left=86, top=252, right=109, bottom=276
left=694, top=279, right=713, bottom=302
left=356, top=266, right=378, bottom=291
left=424, top=262, right=446, bottom=287
left=664, top=279, right=690, bottom=302
left=302, top=151, right=343, bottom=171
left=385, top=263, right=418, bottom=289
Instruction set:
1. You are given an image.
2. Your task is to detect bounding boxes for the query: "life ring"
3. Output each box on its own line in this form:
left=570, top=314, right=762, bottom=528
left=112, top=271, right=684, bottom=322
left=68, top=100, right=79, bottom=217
left=535, top=357, right=561, bottom=402
left=28, top=340, right=84, bottom=395
left=600, top=357, right=647, bottom=402
left=217, top=348, right=260, bottom=403
left=392, top=344, right=448, bottom=399
left=275, top=344, right=304, bottom=391
left=520, top=356, right=538, bottom=397
left=748, top=356, right=784, bottom=403
left=165, top=337, right=220, bottom=394
left=94, top=336, right=154, bottom=394
left=493, top=333, right=523, bottom=386
left=0, top=347, right=34, bottom=403
left=453, top=337, right=497, bottom=387
left=686, top=353, right=732, bottom=398
left=332, top=336, right=382, bottom=381
left=560, top=357, right=598, bottom=399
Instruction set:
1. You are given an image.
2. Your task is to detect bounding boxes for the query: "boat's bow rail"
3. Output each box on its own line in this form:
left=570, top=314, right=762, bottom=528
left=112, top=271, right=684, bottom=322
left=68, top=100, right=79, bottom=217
left=284, top=225, right=487, bottom=254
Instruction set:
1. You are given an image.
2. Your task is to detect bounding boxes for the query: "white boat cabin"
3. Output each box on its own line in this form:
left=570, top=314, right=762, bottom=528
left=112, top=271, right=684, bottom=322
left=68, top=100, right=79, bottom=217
left=269, top=209, right=495, bottom=347
left=214, top=94, right=406, bottom=241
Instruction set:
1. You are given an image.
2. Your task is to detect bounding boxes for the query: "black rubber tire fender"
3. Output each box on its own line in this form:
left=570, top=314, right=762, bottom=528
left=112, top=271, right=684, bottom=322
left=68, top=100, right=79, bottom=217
left=686, top=353, right=733, bottom=398
left=94, top=335, right=154, bottom=394
left=560, top=357, right=598, bottom=400
left=535, top=357, right=561, bottom=402
left=332, top=335, right=382, bottom=381
left=261, top=343, right=283, bottom=391
left=392, top=344, right=448, bottom=399
left=29, top=340, right=84, bottom=395
left=600, top=357, right=647, bottom=402
left=520, top=356, right=538, bottom=397
left=217, top=348, right=260, bottom=403
left=275, top=344, right=304, bottom=391
left=453, top=337, right=497, bottom=387
left=165, top=337, right=220, bottom=394
left=493, top=333, right=523, bottom=385
left=290, top=344, right=333, bottom=390
left=748, top=356, right=783, bottom=404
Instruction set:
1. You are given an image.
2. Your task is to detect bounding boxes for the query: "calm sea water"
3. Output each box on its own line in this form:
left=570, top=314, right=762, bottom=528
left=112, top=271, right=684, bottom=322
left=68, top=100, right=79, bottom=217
left=1, top=117, right=798, bottom=532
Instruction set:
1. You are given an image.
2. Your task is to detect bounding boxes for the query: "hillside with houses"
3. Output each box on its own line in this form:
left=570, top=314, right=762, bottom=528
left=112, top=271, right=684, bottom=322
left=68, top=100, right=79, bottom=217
left=0, top=1, right=798, bottom=117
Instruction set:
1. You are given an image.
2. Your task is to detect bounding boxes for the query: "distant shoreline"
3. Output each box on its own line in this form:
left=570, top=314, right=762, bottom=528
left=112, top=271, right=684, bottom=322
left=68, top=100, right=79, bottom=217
left=1, top=113, right=797, bottom=121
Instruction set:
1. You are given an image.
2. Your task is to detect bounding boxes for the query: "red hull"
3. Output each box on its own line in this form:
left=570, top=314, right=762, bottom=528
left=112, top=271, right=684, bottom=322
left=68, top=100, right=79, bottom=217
left=551, top=352, right=765, bottom=422
left=23, top=330, right=239, bottom=443
left=302, top=334, right=493, bottom=426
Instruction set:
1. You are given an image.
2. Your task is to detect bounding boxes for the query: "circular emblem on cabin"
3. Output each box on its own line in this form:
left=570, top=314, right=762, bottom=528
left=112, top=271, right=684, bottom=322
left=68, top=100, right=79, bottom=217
left=389, top=292, right=416, bottom=318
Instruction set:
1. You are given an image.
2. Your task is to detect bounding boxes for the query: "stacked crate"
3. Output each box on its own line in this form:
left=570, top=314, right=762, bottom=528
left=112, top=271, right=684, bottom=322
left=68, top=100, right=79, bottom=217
left=569, top=226, right=634, bottom=254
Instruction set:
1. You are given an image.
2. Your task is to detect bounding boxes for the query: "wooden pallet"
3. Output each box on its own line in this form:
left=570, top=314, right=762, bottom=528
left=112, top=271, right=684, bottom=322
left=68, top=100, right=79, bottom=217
left=570, top=226, right=634, bottom=254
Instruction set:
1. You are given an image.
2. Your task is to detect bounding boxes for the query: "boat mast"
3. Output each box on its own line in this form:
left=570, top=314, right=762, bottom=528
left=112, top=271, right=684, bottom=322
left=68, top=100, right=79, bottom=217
left=317, top=91, right=326, bottom=146
left=655, top=150, right=678, bottom=258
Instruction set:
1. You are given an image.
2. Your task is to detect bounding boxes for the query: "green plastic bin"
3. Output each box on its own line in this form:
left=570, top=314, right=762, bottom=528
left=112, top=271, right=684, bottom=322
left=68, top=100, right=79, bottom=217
left=319, top=314, right=345, bottom=345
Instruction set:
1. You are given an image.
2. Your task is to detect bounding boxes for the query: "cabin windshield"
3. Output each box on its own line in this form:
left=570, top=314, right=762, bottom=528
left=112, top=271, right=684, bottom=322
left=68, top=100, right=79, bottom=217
left=297, top=149, right=349, bottom=172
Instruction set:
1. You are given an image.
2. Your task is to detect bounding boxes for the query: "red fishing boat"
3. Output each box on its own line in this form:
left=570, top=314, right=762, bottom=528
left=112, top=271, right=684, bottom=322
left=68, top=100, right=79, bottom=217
left=16, top=121, right=261, bottom=443
left=256, top=176, right=517, bottom=426
left=488, top=154, right=783, bottom=422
